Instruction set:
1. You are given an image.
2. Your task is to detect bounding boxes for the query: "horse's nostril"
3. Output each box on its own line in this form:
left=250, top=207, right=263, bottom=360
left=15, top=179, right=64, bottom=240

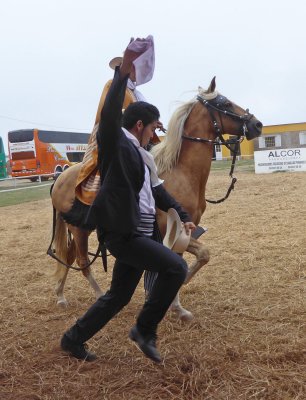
left=256, top=122, right=263, bottom=130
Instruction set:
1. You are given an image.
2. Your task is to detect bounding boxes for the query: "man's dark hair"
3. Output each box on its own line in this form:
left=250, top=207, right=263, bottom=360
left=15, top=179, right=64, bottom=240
left=122, top=101, right=160, bottom=129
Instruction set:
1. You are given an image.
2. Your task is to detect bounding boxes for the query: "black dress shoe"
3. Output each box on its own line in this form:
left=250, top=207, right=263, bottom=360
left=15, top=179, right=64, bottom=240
left=60, top=334, right=97, bottom=362
left=129, top=325, right=162, bottom=363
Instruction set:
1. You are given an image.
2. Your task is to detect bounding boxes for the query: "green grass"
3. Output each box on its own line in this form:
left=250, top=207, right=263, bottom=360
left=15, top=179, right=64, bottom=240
left=211, top=159, right=255, bottom=173
left=0, top=183, right=52, bottom=207
left=0, top=160, right=255, bottom=207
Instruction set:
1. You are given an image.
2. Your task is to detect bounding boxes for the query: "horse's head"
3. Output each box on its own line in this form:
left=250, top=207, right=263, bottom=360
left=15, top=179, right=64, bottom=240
left=152, top=78, right=262, bottom=178
left=197, top=77, right=262, bottom=141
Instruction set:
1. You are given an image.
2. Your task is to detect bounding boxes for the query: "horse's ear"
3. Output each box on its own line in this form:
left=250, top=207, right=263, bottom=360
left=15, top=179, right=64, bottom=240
left=207, top=77, right=216, bottom=93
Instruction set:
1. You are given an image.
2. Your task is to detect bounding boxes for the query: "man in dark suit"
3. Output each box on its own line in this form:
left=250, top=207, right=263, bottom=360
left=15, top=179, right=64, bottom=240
left=60, top=38, right=195, bottom=364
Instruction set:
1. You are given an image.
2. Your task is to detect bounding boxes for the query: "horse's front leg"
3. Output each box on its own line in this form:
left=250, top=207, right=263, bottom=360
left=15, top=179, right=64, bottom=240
left=68, top=225, right=103, bottom=300
left=184, top=237, right=210, bottom=284
left=169, top=292, right=194, bottom=321
left=169, top=237, right=209, bottom=320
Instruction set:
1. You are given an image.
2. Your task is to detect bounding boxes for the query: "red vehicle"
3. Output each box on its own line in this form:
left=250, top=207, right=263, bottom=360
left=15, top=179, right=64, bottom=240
left=8, top=129, right=90, bottom=181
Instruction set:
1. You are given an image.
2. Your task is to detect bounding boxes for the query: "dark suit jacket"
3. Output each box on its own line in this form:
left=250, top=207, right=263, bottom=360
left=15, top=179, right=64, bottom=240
left=90, top=68, right=190, bottom=236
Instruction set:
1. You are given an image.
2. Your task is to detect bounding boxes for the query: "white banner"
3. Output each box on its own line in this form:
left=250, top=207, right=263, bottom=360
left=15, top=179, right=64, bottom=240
left=254, top=148, right=306, bottom=174
left=254, top=147, right=306, bottom=174
left=9, top=141, right=35, bottom=153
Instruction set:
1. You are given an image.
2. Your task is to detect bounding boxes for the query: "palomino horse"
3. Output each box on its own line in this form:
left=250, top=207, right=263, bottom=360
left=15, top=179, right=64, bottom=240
left=49, top=77, right=262, bottom=320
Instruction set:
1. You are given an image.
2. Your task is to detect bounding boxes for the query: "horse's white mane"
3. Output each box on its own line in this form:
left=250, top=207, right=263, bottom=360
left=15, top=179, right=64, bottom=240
left=151, top=98, right=196, bottom=175
left=151, top=86, right=217, bottom=175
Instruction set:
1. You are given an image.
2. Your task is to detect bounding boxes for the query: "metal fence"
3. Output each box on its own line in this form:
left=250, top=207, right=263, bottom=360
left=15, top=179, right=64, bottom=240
left=0, top=174, right=55, bottom=193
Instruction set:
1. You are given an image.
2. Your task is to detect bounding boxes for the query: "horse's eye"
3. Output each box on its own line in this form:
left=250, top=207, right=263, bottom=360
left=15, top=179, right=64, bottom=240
left=225, top=101, right=232, bottom=107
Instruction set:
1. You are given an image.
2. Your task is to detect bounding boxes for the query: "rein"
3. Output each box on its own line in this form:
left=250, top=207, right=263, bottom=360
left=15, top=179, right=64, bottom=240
left=182, top=94, right=252, bottom=204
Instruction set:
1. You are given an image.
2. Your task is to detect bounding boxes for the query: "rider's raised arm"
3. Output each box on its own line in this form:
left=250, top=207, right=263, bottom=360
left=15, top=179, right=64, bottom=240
left=96, top=38, right=148, bottom=172
left=96, top=67, right=129, bottom=167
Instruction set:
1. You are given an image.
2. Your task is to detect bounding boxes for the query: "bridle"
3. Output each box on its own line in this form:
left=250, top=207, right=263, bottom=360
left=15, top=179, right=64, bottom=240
left=182, top=94, right=253, bottom=147
left=182, top=93, right=254, bottom=204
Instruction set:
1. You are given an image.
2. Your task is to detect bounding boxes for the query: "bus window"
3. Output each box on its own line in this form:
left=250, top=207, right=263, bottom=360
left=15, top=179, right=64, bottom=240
left=11, top=151, right=35, bottom=160
left=66, top=152, right=85, bottom=162
left=38, top=130, right=90, bottom=144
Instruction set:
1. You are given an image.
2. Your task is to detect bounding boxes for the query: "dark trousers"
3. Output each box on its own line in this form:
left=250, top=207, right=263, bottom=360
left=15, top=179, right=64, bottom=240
left=65, top=233, right=188, bottom=344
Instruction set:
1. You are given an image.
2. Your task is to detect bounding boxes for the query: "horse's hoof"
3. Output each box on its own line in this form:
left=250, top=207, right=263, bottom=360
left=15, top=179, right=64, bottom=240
left=170, top=307, right=194, bottom=322
left=57, top=299, right=68, bottom=308
left=180, top=310, right=194, bottom=322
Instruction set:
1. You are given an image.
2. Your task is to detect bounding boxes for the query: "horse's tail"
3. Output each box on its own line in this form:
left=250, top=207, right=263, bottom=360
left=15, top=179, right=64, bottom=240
left=53, top=210, right=76, bottom=280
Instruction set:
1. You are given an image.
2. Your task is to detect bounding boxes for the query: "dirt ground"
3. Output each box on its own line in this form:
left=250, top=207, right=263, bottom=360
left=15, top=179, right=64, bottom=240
left=0, top=170, right=305, bottom=400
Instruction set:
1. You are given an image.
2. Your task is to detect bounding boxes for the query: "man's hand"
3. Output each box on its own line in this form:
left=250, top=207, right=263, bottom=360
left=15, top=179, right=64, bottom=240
left=157, top=121, right=166, bottom=133
left=120, top=37, right=147, bottom=78
left=184, top=222, right=196, bottom=235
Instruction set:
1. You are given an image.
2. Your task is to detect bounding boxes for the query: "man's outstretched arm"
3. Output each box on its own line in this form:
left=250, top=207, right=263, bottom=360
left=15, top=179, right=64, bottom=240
left=97, top=38, right=149, bottom=170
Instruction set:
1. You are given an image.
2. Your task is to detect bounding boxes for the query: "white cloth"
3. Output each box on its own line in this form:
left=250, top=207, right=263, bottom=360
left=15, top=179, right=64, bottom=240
left=139, top=165, right=156, bottom=214
left=127, top=79, right=146, bottom=101
left=122, top=128, right=163, bottom=188
left=127, top=35, right=155, bottom=86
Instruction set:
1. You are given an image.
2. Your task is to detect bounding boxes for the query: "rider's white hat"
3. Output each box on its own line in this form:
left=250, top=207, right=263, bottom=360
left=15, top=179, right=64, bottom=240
left=163, top=208, right=191, bottom=253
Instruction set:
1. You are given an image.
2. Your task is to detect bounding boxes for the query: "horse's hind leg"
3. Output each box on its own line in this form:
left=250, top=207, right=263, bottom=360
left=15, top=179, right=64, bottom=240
left=169, top=237, right=210, bottom=321
left=68, top=225, right=103, bottom=299
left=55, top=265, right=69, bottom=307
left=53, top=214, right=76, bottom=307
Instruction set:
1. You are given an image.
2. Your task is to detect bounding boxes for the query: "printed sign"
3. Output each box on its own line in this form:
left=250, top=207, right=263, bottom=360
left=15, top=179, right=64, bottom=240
left=9, top=141, right=35, bottom=153
left=254, top=148, right=306, bottom=174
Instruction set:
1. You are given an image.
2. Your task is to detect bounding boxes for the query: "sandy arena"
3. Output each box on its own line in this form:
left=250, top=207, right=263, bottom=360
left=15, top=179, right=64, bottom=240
left=0, top=170, right=305, bottom=400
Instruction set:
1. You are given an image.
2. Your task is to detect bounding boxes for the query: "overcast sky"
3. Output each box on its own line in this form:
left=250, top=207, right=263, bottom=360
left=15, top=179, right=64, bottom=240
left=1, top=0, right=305, bottom=152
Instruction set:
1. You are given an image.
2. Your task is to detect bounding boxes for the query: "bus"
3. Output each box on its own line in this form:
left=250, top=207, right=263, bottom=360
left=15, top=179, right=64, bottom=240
left=0, top=136, right=7, bottom=179
left=8, top=129, right=90, bottom=181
